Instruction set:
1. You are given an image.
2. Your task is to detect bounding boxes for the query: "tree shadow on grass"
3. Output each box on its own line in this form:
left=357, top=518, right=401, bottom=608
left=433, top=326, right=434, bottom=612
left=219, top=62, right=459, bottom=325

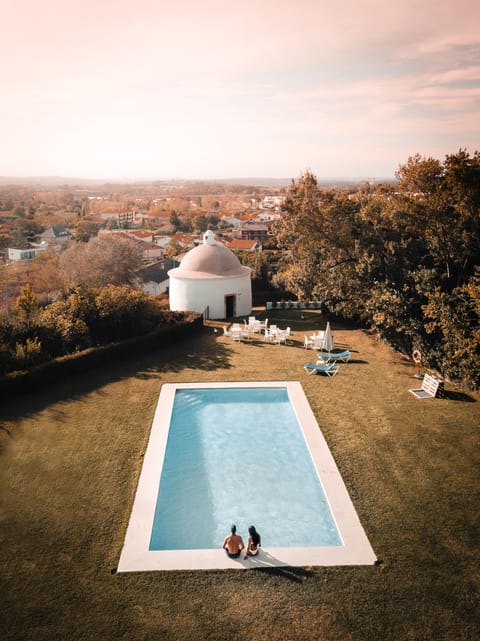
left=0, top=331, right=236, bottom=427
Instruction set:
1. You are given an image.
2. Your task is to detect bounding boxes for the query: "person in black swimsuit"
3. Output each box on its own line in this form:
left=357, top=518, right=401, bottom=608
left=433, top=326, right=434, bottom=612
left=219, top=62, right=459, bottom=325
left=244, top=525, right=261, bottom=559
left=222, top=524, right=245, bottom=558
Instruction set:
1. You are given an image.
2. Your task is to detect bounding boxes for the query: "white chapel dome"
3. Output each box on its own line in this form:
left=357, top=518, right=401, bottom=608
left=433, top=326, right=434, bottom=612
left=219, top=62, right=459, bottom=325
left=174, top=230, right=250, bottom=279
left=168, top=230, right=252, bottom=319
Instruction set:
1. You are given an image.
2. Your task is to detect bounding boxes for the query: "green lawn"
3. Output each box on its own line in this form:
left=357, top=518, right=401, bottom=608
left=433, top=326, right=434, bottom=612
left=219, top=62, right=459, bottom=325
left=1, top=310, right=479, bottom=641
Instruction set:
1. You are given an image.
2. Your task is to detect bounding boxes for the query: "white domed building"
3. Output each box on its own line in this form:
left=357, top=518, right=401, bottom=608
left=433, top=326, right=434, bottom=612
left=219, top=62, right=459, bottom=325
left=168, top=230, right=252, bottom=319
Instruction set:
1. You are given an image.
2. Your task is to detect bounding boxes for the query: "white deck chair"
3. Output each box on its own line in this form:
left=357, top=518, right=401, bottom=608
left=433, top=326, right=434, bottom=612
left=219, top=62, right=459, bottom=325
left=409, top=374, right=443, bottom=398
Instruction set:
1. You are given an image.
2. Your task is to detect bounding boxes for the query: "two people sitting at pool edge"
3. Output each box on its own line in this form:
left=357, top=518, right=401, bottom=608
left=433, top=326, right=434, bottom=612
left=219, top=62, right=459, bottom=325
left=222, top=524, right=261, bottom=560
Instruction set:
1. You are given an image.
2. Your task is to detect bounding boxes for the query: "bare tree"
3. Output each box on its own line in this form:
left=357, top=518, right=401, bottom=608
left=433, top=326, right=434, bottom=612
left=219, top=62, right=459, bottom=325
left=60, top=235, right=144, bottom=289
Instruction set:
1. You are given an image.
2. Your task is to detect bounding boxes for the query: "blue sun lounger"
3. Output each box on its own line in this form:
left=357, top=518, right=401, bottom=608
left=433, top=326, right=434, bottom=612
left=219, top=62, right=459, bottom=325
left=316, top=349, right=351, bottom=363
left=303, top=362, right=339, bottom=377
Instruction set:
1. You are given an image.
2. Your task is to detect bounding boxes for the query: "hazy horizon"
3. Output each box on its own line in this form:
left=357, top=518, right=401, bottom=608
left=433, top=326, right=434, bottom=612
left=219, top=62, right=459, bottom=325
left=2, top=1, right=479, bottom=181
left=0, top=174, right=398, bottom=190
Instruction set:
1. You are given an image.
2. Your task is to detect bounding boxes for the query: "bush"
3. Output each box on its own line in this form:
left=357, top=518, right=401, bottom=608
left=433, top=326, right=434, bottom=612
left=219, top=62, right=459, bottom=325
left=0, top=284, right=201, bottom=378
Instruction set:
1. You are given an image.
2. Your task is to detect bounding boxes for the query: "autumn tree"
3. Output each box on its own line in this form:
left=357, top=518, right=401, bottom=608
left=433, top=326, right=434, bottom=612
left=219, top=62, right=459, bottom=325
left=15, top=284, right=38, bottom=323
left=273, top=152, right=480, bottom=387
left=273, top=172, right=363, bottom=314
left=29, top=252, right=64, bottom=303
left=164, top=240, right=183, bottom=258
left=59, top=235, right=144, bottom=289
left=170, top=211, right=181, bottom=231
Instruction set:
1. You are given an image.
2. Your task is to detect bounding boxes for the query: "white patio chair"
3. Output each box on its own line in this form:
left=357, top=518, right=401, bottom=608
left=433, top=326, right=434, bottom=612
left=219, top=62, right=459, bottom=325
left=304, top=335, right=314, bottom=349
left=264, top=329, right=275, bottom=342
left=313, top=334, right=326, bottom=350
left=241, top=327, right=251, bottom=341
left=250, top=321, right=261, bottom=334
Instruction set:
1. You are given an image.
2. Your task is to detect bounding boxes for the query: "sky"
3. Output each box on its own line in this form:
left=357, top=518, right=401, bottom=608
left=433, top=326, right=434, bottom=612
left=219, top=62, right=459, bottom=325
left=1, top=0, right=479, bottom=181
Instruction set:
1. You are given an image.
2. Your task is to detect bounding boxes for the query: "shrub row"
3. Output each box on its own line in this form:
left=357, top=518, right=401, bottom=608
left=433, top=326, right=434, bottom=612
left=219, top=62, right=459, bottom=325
left=0, top=313, right=203, bottom=398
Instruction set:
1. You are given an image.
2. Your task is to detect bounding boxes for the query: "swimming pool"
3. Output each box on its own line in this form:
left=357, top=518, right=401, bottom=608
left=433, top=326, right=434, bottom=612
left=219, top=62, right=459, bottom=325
left=150, top=387, right=342, bottom=550
left=118, top=382, right=376, bottom=571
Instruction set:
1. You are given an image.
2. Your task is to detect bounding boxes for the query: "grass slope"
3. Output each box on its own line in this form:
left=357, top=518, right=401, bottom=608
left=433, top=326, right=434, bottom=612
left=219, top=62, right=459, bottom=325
left=1, top=310, right=479, bottom=641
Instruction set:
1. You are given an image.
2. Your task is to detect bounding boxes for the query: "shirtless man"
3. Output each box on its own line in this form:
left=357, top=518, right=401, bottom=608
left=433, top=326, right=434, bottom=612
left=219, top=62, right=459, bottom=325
left=222, top=524, right=245, bottom=558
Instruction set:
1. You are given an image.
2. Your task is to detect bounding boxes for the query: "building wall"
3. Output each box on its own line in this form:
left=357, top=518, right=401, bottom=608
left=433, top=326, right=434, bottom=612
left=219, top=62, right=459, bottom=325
left=8, top=247, right=46, bottom=261
left=169, top=274, right=252, bottom=319
left=141, top=280, right=169, bottom=297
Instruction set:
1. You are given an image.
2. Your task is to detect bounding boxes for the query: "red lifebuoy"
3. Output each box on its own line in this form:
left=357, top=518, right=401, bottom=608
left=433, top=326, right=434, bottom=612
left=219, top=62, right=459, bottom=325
left=412, top=350, right=422, bottom=364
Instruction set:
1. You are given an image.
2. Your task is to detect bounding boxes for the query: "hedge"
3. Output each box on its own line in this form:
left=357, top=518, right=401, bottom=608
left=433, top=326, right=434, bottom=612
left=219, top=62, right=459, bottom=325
left=0, top=314, right=203, bottom=398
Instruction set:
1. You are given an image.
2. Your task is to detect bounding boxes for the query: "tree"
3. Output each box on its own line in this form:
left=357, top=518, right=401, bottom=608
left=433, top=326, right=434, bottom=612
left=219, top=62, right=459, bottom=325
left=164, top=240, right=182, bottom=259
left=29, top=252, right=64, bottom=303
left=59, top=235, right=144, bottom=289
left=72, top=220, right=100, bottom=243
left=272, top=171, right=324, bottom=300
left=420, top=267, right=480, bottom=388
left=15, top=284, right=38, bottom=323
left=193, top=215, right=209, bottom=233
left=271, top=153, right=480, bottom=387
left=13, top=206, right=26, bottom=218
left=273, top=173, right=363, bottom=310
left=170, top=211, right=181, bottom=231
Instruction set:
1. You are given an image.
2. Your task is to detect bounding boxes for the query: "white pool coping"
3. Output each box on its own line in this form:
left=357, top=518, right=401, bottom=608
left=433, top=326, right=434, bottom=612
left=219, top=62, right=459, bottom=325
left=117, top=381, right=377, bottom=571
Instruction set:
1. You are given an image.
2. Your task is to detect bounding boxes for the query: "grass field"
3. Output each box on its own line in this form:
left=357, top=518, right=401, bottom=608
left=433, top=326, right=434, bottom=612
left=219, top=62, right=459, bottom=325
left=1, top=310, right=479, bottom=641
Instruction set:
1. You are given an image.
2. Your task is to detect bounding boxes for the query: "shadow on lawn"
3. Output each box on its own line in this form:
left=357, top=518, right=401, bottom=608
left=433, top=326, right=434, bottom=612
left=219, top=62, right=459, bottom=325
left=256, top=565, right=314, bottom=583
left=245, top=551, right=314, bottom=582
left=443, top=389, right=477, bottom=403
left=0, top=331, right=235, bottom=427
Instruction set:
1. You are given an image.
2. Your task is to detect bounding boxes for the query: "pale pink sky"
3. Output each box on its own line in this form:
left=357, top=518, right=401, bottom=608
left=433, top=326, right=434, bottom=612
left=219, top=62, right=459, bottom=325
left=1, top=0, right=479, bottom=180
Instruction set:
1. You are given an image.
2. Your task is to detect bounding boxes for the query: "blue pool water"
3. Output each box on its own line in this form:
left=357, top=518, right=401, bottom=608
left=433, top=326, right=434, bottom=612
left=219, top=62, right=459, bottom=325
left=149, top=387, right=342, bottom=550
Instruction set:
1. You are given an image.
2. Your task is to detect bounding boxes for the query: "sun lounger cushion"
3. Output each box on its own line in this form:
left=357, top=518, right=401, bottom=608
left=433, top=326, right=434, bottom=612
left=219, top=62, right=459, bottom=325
left=303, top=362, right=339, bottom=377
left=316, top=350, right=351, bottom=362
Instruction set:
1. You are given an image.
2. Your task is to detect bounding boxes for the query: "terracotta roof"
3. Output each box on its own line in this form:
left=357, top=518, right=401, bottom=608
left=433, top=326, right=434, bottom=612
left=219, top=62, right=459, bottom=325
left=127, top=230, right=152, bottom=239
left=226, top=239, right=258, bottom=250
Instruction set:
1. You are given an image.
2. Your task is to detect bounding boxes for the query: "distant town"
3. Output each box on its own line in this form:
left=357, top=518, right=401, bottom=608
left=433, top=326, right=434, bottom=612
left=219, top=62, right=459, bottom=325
left=0, top=176, right=392, bottom=311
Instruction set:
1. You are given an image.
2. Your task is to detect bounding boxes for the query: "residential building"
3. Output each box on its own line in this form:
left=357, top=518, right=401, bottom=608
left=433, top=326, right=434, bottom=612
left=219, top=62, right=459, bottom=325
left=135, top=259, right=179, bottom=296
left=39, top=226, right=72, bottom=246
left=7, top=246, right=47, bottom=262
left=99, top=211, right=135, bottom=228
left=238, top=224, right=269, bottom=243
